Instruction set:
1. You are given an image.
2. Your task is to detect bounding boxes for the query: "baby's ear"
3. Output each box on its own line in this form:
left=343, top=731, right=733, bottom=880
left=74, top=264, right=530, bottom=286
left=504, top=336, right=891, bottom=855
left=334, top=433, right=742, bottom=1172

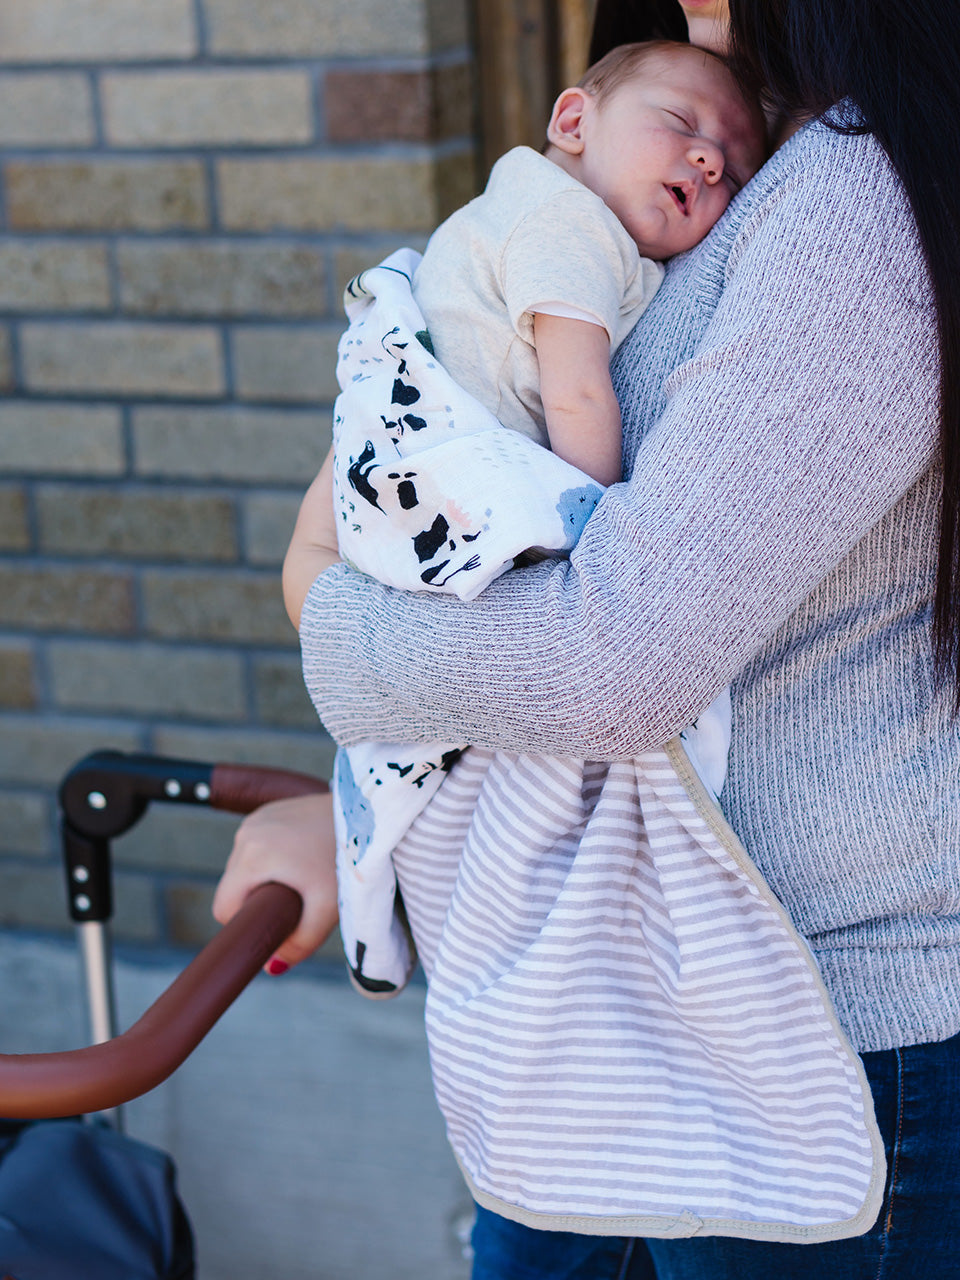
left=546, top=86, right=591, bottom=155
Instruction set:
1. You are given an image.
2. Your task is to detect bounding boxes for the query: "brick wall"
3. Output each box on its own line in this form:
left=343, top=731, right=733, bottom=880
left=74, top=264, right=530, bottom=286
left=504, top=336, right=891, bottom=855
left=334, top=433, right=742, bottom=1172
left=0, top=0, right=477, bottom=949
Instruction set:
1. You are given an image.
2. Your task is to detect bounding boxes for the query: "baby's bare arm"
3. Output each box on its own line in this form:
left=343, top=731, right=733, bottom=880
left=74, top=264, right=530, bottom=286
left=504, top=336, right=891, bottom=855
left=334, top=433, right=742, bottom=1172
left=282, top=446, right=340, bottom=629
left=534, top=313, right=622, bottom=487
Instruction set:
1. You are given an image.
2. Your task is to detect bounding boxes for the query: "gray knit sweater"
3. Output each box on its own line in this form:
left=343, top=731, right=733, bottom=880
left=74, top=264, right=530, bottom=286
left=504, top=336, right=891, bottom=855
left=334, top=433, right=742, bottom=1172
left=302, top=117, right=960, bottom=1055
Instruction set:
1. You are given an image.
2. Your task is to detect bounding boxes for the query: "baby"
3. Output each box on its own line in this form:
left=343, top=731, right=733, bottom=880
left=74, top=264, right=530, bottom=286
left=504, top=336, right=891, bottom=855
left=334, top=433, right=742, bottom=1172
left=284, top=40, right=766, bottom=995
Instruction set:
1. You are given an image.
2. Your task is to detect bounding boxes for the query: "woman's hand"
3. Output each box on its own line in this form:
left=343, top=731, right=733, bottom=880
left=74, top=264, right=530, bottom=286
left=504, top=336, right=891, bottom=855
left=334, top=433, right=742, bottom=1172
left=282, top=446, right=342, bottom=630
left=212, top=791, right=339, bottom=974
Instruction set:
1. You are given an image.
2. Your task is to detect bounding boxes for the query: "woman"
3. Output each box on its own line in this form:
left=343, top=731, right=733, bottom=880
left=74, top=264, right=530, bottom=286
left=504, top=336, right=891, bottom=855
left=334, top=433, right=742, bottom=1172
left=214, top=0, right=960, bottom=1274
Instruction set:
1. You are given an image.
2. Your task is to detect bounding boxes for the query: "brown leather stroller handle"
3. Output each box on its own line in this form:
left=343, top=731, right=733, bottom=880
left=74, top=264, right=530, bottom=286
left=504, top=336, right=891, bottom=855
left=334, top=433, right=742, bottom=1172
left=209, top=762, right=330, bottom=813
left=0, top=881, right=303, bottom=1119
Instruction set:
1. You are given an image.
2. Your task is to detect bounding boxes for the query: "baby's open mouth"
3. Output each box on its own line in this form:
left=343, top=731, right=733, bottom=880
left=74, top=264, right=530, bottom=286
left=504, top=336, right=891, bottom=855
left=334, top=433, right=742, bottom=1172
left=668, top=185, right=689, bottom=215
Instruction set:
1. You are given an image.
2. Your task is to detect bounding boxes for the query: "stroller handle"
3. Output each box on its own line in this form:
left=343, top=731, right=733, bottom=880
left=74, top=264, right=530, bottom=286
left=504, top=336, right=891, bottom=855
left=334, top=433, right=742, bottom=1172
left=0, top=756, right=330, bottom=1119
left=0, top=881, right=303, bottom=1118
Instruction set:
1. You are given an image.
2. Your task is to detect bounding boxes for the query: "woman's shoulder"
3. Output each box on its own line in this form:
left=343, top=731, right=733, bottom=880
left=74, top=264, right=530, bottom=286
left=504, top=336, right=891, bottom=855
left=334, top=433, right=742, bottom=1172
left=725, top=113, right=925, bottom=284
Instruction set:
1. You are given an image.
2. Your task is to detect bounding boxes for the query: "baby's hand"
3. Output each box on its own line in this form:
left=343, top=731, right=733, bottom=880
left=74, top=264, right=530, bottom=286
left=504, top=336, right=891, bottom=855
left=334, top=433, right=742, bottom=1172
left=283, top=447, right=341, bottom=628
left=212, top=791, right=339, bottom=974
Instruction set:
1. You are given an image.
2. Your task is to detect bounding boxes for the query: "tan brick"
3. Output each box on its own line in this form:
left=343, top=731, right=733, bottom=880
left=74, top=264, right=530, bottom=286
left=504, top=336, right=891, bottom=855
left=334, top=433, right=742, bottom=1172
left=435, top=150, right=478, bottom=219
left=36, top=486, right=237, bottom=561
left=7, top=159, right=208, bottom=231
left=152, top=723, right=335, bottom=780
left=0, top=638, right=35, bottom=708
left=0, top=714, right=141, bottom=786
left=0, top=790, right=50, bottom=856
left=142, top=569, right=292, bottom=645
left=426, top=0, right=471, bottom=51
left=217, top=156, right=443, bottom=232
left=253, top=653, right=318, bottom=728
left=103, top=70, right=313, bottom=147
left=232, top=325, right=340, bottom=403
left=0, top=73, right=94, bottom=146
left=48, top=640, right=247, bottom=720
left=115, top=804, right=240, bottom=875
left=333, top=240, right=428, bottom=298
left=325, top=62, right=472, bottom=143
left=0, top=565, right=134, bottom=633
left=0, top=241, right=110, bottom=311
left=206, top=0, right=452, bottom=57
left=21, top=322, right=224, bottom=397
left=0, top=0, right=196, bottom=63
left=133, top=406, right=328, bottom=483
left=0, top=484, right=29, bottom=550
left=0, top=403, right=124, bottom=475
left=117, top=240, right=326, bottom=318
left=244, top=493, right=302, bottom=565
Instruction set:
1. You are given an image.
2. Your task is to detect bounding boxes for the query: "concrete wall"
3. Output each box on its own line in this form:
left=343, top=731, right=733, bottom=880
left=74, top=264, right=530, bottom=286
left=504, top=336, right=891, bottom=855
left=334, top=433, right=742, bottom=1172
left=0, top=0, right=478, bottom=950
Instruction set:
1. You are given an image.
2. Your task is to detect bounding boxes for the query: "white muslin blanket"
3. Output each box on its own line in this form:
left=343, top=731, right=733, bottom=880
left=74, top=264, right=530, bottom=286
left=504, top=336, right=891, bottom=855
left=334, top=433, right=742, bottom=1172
left=329, top=248, right=728, bottom=993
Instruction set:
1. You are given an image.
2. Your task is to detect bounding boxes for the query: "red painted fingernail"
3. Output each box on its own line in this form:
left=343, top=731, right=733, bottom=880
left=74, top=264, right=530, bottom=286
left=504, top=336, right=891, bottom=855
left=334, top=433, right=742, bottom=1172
left=267, top=958, right=289, bottom=976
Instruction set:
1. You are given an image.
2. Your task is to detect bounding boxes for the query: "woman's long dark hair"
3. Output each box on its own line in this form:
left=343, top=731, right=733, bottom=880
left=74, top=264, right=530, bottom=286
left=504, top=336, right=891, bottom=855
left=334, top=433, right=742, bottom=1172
left=589, top=0, right=687, bottom=61
left=591, top=0, right=960, bottom=701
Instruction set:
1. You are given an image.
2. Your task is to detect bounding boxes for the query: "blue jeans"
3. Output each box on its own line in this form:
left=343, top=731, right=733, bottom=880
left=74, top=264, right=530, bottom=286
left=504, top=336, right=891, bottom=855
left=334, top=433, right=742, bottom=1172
left=470, top=1031, right=960, bottom=1279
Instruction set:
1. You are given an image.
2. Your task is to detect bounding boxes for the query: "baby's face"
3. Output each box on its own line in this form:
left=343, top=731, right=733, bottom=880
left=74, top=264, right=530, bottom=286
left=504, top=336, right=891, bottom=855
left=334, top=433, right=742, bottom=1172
left=578, top=47, right=764, bottom=258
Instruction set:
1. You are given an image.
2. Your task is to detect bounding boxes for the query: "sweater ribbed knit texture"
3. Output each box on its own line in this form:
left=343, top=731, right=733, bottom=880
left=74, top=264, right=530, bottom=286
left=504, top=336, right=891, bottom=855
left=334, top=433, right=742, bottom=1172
left=302, top=118, right=960, bottom=1054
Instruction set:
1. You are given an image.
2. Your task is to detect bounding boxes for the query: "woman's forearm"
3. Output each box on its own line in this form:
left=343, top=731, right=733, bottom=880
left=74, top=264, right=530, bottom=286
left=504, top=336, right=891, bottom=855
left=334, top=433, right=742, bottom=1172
left=301, top=132, right=939, bottom=758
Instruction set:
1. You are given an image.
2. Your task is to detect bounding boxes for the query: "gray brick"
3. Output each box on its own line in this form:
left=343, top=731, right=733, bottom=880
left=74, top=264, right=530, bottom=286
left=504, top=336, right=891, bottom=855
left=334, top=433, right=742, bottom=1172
left=217, top=156, right=448, bottom=232
left=206, top=0, right=457, bottom=57
left=48, top=641, right=247, bottom=720
left=0, top=790, right=50, bottom=856
left=244, top=492, right=302, bottom=565
left=0, top=865, right=70, bottom=934
left=142, top=569, right=293, bottom=645
left=0, top=403, right=124, bottom=475
left=114, top=803, right=240, bottom=875
left=117, top=241, right=326, bottom=318
left=0, top=0, right=196, bottom=63
left=0, top=327, right=13, bottom=391
left=0, top=73, right=94, bottom=146
left=0, top=638, right=35, bottom=708
left=0, top=863, right=158, bottom=942
left=0, top=484, right=29, bottom=550
left=0, top=241, right=110, bottom=310
left=165, top=880, right=218, bottom=947
left=253, top=654, right=318, bottom=728
left=152, top=724, right=334, bottom=780
left=0, top=565, right=135, bottom=633
left=232, top=326, right=340, bottom=403
left=7, top=159, right=208, bottom=231
left=21, top=322, right=224, bottom=397
left=113, top=873, right=163, bottom=942
left=36, top=486, right=237, bottom=561
left=0, top=715, right=141, bottom=786
left=133, top=406, right=328, bottom=483
left=103, top=70, right=312, bottom=146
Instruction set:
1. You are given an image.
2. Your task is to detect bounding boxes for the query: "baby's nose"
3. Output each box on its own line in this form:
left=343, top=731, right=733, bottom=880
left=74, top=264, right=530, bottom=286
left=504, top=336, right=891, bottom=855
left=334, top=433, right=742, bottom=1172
left=688, top=140, right=725, bottom=183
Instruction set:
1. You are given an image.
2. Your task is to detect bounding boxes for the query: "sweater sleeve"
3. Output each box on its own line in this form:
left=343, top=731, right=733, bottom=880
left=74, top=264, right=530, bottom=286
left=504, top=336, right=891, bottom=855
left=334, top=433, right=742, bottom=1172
left=300, top=133, right=939, bottom=758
